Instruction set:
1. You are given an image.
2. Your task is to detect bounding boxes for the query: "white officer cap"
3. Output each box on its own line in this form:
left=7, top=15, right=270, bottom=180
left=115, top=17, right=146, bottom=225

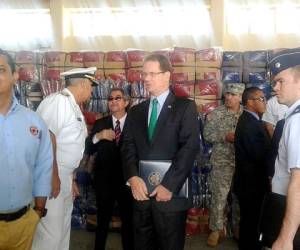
left=61, top=67, right=98, bottom=86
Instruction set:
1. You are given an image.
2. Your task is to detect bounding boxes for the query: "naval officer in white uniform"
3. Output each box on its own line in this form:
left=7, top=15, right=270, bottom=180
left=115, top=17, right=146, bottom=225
left=32, top=67, right=98, bottom=250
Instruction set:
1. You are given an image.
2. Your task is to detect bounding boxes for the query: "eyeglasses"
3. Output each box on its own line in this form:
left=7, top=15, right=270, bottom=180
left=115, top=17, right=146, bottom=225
left=249, top=96, right=266, bottom=103
left=141, top=71, right=166, bottom=79
left=108, top=96, right=123, bottom=102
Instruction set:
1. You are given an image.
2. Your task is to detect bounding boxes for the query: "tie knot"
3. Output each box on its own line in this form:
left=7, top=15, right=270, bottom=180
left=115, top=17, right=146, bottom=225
left=116, top=120, right=120, bottom=125
left=152, top=98, right=158, bottom=106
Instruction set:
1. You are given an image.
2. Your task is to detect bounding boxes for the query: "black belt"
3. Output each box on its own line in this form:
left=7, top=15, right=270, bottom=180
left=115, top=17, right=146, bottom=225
left=0, top=205, right=29, bottom=222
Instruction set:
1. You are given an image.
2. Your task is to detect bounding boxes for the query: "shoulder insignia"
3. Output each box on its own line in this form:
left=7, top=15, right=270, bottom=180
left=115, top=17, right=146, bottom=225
left=60, top=90, right=70, bottom=97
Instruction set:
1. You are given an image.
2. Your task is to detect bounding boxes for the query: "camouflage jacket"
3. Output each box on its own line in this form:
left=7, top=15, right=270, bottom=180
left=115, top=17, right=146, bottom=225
left=204, top=105, right=243, bottom=166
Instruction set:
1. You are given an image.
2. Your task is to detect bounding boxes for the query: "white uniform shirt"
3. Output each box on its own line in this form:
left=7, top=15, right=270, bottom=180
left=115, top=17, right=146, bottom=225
left=37, top=88, right=88, bottom=172
left=262, top=96, right=288, bottom=126
left=272, top=99, right=300, bottom=195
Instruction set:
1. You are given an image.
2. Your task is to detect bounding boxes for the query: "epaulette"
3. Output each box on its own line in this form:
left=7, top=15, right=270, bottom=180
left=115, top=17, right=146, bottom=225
left=60, top=90, right=70, bottom=97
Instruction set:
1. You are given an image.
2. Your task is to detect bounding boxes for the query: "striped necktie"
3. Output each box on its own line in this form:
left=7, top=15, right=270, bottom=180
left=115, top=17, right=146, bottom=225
left=115, top=120, right=121, bottom=145
left=148, top=98, right=158, bottom=141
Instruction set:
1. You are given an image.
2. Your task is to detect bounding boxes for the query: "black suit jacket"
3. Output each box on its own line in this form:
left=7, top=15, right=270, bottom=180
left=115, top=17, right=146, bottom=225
left=85, top=115, right=126, bottom=192
left=121, top=92, right=199, bottom=212
left=234, top=111, right=271, bottom=197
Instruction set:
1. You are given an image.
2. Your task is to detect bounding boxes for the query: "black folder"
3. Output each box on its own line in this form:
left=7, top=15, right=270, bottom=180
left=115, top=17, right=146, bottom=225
left=139, top=160, right=188, bottom=198
left=259, top=192, right=300, bottom=248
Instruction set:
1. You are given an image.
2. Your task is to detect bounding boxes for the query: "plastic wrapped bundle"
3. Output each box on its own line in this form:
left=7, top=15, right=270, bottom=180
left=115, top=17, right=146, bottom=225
left=130, top=82, right=149, bottom=98
left=104, top=68, right=126, bottom=81
left=171, top=66, right=195, bottom=84
left=104, top=51, right=127, bottom=68
left=95, top=69, right=104, bottom=80
left=222, top=67, right=243, bottom=83
left=83, top=51, right=105, bottom=68
left=44, top=51, right=66, bottom=67
left=45, top=67, right=65, bottom=81
left=195, top=47, right=223, bottom=68
left=195, top=98, right=220, bottom=114
left=126, top=49, right=149, bottom=68
left=195, top=79, right=222, bottom=98
left=172, top=83, right=194, bottom=98
left=222, top=51, right=243, bottom=67
left=243, top=50, right=267, bottom=68
left=16, top=51, right=36, bottom=64
left=65, top=52, right=84, bottom=67
left=92, top=79, right=113, bottom=99
left=40, top=80, right=65, bottom=96
left=243, top=67, right=268, bottom=83
left=127, top=68, right=143, bottom=83
left=18, top=64, right=39, bottom=82
left=87, top=99, right=109, bottom=113
left=170, top=47, right=195, bottom=67
left=246, top=82, right=272, bottom=100
left=195, top=67, right=221, bottom=81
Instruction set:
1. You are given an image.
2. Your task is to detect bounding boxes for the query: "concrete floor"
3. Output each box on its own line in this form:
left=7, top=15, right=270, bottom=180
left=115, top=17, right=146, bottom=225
left=70, top=229, right=238, bottom=250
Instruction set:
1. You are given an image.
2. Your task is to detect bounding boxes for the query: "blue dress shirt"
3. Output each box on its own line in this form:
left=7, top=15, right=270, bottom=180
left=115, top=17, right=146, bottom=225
left=0, top=96, right=53, bottom=211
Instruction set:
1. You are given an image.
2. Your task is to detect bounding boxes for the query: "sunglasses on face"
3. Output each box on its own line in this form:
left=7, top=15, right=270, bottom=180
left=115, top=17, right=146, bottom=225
left=108, top=96, right=123, bottom=101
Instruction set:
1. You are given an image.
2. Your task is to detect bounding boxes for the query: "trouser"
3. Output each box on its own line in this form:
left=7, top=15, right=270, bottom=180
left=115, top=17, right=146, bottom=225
left=209, top=164, right=234, bottom=231
left=32, top=171, right=73, bottom=250
left=238, top=193, right=264, bottom=250
left=95, top=185, right=134, bottom=250
left=0, top=208, right=40, bottom=250
left=133, top=201, right=187, bottom=250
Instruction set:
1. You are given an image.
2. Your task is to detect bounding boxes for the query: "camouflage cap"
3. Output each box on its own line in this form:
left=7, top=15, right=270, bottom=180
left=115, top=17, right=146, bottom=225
left=223, top=83, right=245, bottom=95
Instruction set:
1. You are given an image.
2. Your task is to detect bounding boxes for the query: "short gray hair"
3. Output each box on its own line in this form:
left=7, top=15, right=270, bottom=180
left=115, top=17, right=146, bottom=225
left=65, top=77, right=85, bottom=87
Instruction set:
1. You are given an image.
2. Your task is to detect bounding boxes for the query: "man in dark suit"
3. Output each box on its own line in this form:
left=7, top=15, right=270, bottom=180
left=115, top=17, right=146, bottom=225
left=121, top=54, right=199, bottom=250
left=234, top=87, right=271, bottom=250
left=85, top=87, right=134, bottom=250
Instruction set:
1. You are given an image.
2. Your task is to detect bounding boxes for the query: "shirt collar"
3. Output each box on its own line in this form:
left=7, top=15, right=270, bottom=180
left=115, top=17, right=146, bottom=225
left=112, top=113, right=127, bottom=125
left=286, top=99, right=300, bottom=119
left=150, top=89, right=170, bottom=107
left=244, top=109, right=260, bottom=120
left=6, top=95, right=19, bottom=116
left=63, top=88, right=77, bottom=106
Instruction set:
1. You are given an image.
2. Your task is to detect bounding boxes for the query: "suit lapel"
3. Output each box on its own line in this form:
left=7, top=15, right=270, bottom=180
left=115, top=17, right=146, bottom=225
left=150, top=92, right=175, bottom=145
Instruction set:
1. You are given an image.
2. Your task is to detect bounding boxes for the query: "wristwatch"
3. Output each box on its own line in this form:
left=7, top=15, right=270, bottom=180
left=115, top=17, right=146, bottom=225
left=34, top=206, right=48, bottom=217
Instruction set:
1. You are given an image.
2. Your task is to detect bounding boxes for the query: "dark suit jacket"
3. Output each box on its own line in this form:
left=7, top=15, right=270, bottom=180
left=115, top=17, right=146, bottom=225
left=85, top=115, right=126, bottom=193
left=234, top=111, right=271, bottom=197
left=121, top=92, right=199, bottom=212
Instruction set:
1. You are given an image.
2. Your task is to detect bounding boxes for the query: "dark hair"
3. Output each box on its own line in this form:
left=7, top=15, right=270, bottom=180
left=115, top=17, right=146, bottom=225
left=0, top=49, right=16, bottom=73
left=242, top=87, right=262, bottom=106
left=109, top=87, right=130, bottom=101
left=143, top=53, right=173, bottom=73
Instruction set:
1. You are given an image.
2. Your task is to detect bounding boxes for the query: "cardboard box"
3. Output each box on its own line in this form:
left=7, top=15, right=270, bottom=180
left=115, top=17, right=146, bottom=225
left=104, top=68, right=127, bottom=81
left=104, top=51, right=127, bottom=69
left=171, top=66, right=195, bottom=83
left=126, top=50, right=149, bottom=68
left=83, top=51, right=105, bottom=68
left=65, top=52, right=84, bottom=67
left=170, top=47, right=195, bottom=67
left=195, top=67, right=221, bottom=80
left=45, top=52, right=66, bottom=67
left=195, top=48, right=222, bottom=68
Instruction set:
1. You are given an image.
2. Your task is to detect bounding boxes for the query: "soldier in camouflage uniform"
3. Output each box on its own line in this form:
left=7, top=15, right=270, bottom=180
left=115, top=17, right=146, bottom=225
left=204, top=83, right=245, bottom=247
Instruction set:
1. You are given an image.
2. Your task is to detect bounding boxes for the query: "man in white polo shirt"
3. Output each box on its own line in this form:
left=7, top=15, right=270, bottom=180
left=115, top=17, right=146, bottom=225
left=268, top=48, right=300, bottom=250
left=32, top=67, right=98, bottom=250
